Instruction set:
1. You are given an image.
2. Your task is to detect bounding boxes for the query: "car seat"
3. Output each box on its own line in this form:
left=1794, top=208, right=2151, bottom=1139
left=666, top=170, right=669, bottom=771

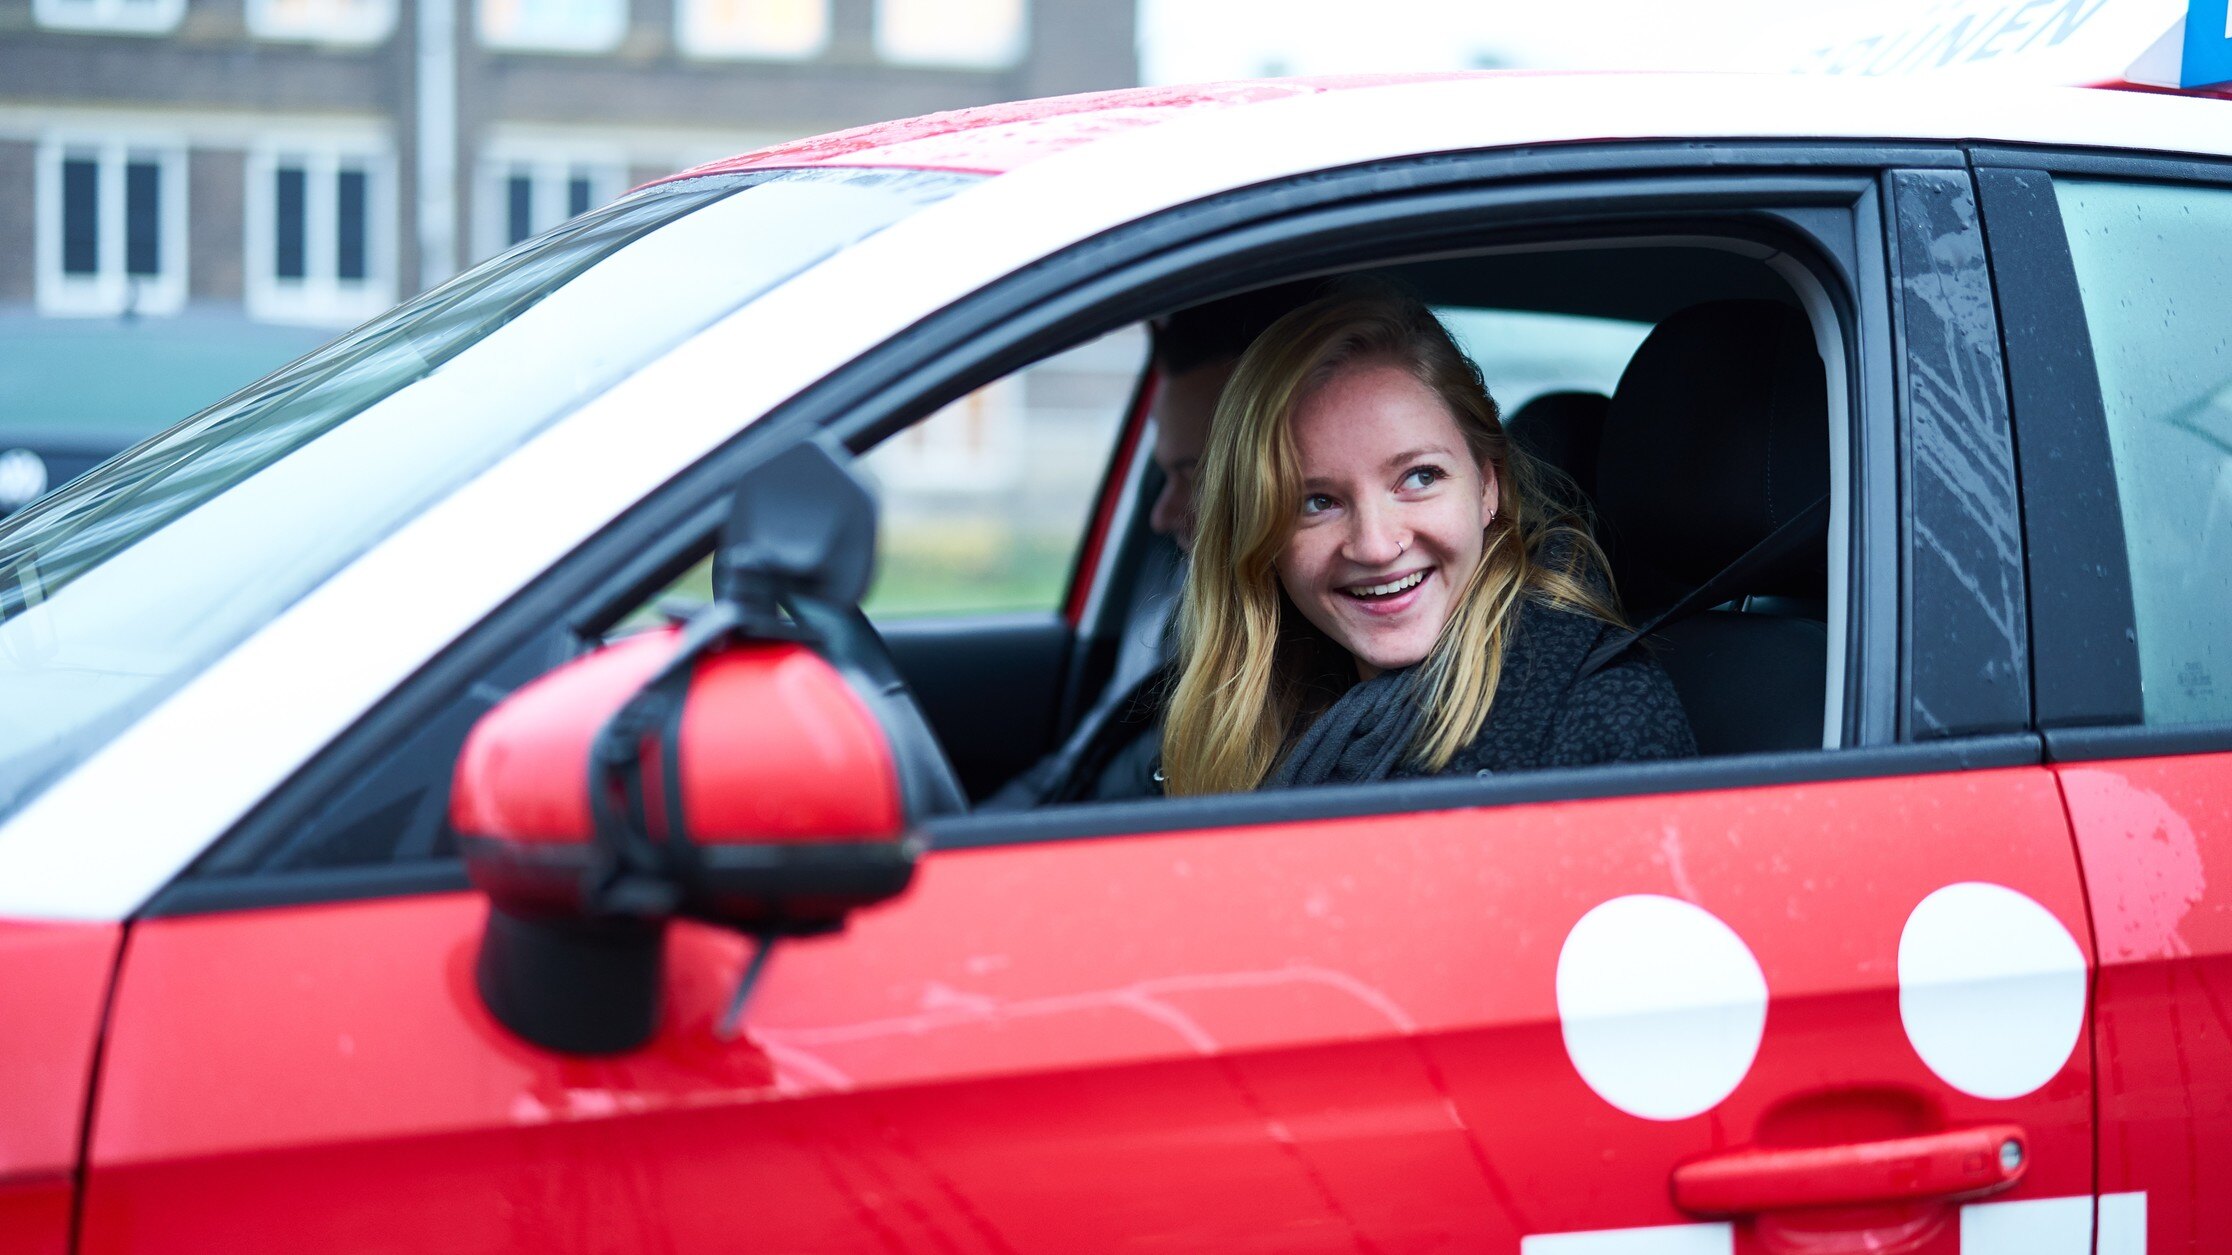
left=1594, top=300, right=1830, bottom=755
left=1505, top=389, right=1609, bottom=509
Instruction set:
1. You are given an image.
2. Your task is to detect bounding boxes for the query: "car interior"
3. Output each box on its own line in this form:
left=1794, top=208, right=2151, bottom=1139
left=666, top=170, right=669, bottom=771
left=873, top=239, right=1840, bottom=804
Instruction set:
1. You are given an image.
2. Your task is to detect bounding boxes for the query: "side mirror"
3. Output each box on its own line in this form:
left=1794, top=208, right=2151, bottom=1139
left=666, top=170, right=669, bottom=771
left=454, top=440, right=919, bottom=1055
left=451, top=629, right=918, bottom=1055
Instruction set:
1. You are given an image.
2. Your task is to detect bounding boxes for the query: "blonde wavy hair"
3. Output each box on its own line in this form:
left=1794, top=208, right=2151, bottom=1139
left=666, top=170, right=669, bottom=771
left=1161, top=287, right=1620, bottom=796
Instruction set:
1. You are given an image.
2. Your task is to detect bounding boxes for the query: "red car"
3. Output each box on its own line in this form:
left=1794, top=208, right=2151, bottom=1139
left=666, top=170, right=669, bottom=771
left=1, top=71, right=2228, bottom=1253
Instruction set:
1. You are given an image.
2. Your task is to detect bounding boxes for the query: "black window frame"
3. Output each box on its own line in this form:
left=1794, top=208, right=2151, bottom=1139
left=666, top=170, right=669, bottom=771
left=1970, top=144, right=2232, bottom=764
left=1887, top=168, right=2032, bottom=741
left=152, top=140, right=2022, bottom=916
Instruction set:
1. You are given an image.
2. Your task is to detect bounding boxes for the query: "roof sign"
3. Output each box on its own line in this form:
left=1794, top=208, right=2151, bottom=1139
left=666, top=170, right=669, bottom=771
left=2183, top=0, right=2232, bottom=86
left=1791, top=0, right=2229, bottom=90
left=2123, top=0, right=2232, bottom=86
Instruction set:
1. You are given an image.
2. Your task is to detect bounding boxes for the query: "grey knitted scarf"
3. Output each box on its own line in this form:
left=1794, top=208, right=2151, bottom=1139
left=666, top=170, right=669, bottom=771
left=1265, top=666, right=1425, bottom=788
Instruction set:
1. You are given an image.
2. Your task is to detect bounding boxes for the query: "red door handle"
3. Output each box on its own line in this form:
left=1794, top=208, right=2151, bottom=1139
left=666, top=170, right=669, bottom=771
left=1672, top=1124, right=2028, bottom=1216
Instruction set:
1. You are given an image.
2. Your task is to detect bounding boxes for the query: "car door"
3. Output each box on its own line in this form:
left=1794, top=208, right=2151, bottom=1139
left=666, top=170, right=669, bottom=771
left=1977, top=151, right=2232, bottom=1255
left=82, top=770, right=2091, bottom=1255
left=76, top=152, right=2096, bottom=1254
left=0, top=920, right=117, bottom=1255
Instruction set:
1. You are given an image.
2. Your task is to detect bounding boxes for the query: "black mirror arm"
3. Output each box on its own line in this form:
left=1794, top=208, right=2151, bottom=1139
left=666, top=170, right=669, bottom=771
left=583, top=598, right=750, bottom=918
left=711, top=545, right=821, bottom=639
left=715, top=934, right=782, bottom=1040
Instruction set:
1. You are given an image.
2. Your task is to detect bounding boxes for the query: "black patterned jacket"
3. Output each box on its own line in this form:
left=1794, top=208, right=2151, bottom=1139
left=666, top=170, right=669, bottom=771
left=1412, top=597, right=1697, bottom=779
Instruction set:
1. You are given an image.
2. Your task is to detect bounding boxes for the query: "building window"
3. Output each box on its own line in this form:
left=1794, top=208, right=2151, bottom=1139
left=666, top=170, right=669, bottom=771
left=247, top=146, right=394, bottom=326
left=479, top=0, right=627, bottom=53
left=875, top=0, right=1024, bottom=67
left=677, top=0, right=827, bottom=59
left=35, top=138, right=188, bottom=317
left=247, top=0, right=397, bottom=44
left=474, top=156, right=625, bottom=260
left=32, top=0, right=185, bottom=34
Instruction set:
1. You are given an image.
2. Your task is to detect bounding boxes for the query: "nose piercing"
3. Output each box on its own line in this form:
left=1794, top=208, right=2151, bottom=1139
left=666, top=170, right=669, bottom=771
left=1398, top=538, right=1408, bottom=555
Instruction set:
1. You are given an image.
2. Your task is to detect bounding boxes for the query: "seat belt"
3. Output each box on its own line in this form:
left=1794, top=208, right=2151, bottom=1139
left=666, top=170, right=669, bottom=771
left=1580, top=492, right=1831, bottom=679
left=980, top=664, right=1166, bottom=809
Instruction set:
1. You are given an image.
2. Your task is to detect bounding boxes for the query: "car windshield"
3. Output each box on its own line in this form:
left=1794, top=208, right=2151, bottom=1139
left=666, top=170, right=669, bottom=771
left=0, top=165, right=976, bottom=822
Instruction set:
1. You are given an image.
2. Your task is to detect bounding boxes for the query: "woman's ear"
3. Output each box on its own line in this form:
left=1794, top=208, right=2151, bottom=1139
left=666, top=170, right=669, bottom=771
left=1481, top=459, right=1501, bottom=523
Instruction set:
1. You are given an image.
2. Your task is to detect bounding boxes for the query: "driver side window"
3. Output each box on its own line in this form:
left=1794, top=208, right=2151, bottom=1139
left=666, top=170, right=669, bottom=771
left=615, top=326, right=1142, bottom=630
left=857, top=326, right=1143, bottom=620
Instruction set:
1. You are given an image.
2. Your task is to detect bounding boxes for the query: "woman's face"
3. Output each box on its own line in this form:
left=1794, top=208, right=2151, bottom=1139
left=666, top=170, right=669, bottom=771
left=1275, top=362, right=1499, bottom=679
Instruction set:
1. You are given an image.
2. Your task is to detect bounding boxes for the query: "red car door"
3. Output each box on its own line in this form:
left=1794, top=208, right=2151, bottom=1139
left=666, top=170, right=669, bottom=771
left=0, top=920, right=119, bottom=1255
left=1982, top=160, right=2232, bottom=1255
left=2063, top=750, right=2231, bottom=1255
left=79, top=761, right=2091, bottom=1253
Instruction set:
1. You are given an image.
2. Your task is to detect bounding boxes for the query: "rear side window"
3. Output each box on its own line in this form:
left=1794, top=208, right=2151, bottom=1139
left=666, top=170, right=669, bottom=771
left=1435, top=307, right=1650, bottom=414
left=2054, top=178, right=2232, bottom=726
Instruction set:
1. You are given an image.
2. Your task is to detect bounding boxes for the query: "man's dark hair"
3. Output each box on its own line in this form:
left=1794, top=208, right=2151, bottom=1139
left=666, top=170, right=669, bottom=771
left=1151, top=278, right=1329, bottom=377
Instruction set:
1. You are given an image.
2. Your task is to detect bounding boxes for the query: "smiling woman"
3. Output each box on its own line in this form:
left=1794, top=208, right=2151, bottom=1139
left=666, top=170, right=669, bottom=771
left=1161, top=286, right=1696, bottom=794
left=1279, top=360, right=1500, bottom=677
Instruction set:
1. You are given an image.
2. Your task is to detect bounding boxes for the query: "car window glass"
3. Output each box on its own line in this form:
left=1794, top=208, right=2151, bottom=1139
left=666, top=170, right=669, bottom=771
left=855, top=325, right=1144, bottom=619
left=2054, top=177, right=2232, bottom=726
left=610, top=324, right=1147, bottom=634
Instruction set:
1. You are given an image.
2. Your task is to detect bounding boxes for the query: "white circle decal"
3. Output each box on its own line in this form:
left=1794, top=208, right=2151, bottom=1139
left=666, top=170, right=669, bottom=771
left=1557, top=894, right=1768, bottom=1121
left=1899, top=882, right=2086, bottom=1100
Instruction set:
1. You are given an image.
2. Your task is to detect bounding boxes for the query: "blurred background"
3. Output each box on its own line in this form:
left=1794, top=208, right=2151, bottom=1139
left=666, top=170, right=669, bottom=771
left=0, top=0, right=2162, bottom=614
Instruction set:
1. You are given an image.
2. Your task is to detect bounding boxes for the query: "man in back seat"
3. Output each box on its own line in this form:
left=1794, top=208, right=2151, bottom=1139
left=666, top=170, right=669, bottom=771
left=987, top=281, right=1321, bottom=806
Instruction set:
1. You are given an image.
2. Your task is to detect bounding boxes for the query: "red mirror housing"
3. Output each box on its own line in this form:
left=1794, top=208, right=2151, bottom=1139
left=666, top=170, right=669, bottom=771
left=452, top=626, right=910, bottom=910
left=451, top=625, right=918, bottom=1053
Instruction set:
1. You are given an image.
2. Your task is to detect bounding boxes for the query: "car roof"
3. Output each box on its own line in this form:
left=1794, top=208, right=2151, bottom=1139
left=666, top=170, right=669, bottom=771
left=653, top=70, right=2232, bottom=185
left=651, top=73, right=1482, bottom=181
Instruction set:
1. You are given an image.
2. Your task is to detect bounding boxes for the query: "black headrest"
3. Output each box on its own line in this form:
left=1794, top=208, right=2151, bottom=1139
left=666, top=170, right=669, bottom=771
left=1505, top=390, right=1609, bottom=500
left=1596, top=300, right=1828, bottom=616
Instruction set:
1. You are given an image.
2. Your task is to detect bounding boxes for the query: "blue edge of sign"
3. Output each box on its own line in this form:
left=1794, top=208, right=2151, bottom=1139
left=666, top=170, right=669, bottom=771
left=2185, top=0, right=2232, bottom=88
